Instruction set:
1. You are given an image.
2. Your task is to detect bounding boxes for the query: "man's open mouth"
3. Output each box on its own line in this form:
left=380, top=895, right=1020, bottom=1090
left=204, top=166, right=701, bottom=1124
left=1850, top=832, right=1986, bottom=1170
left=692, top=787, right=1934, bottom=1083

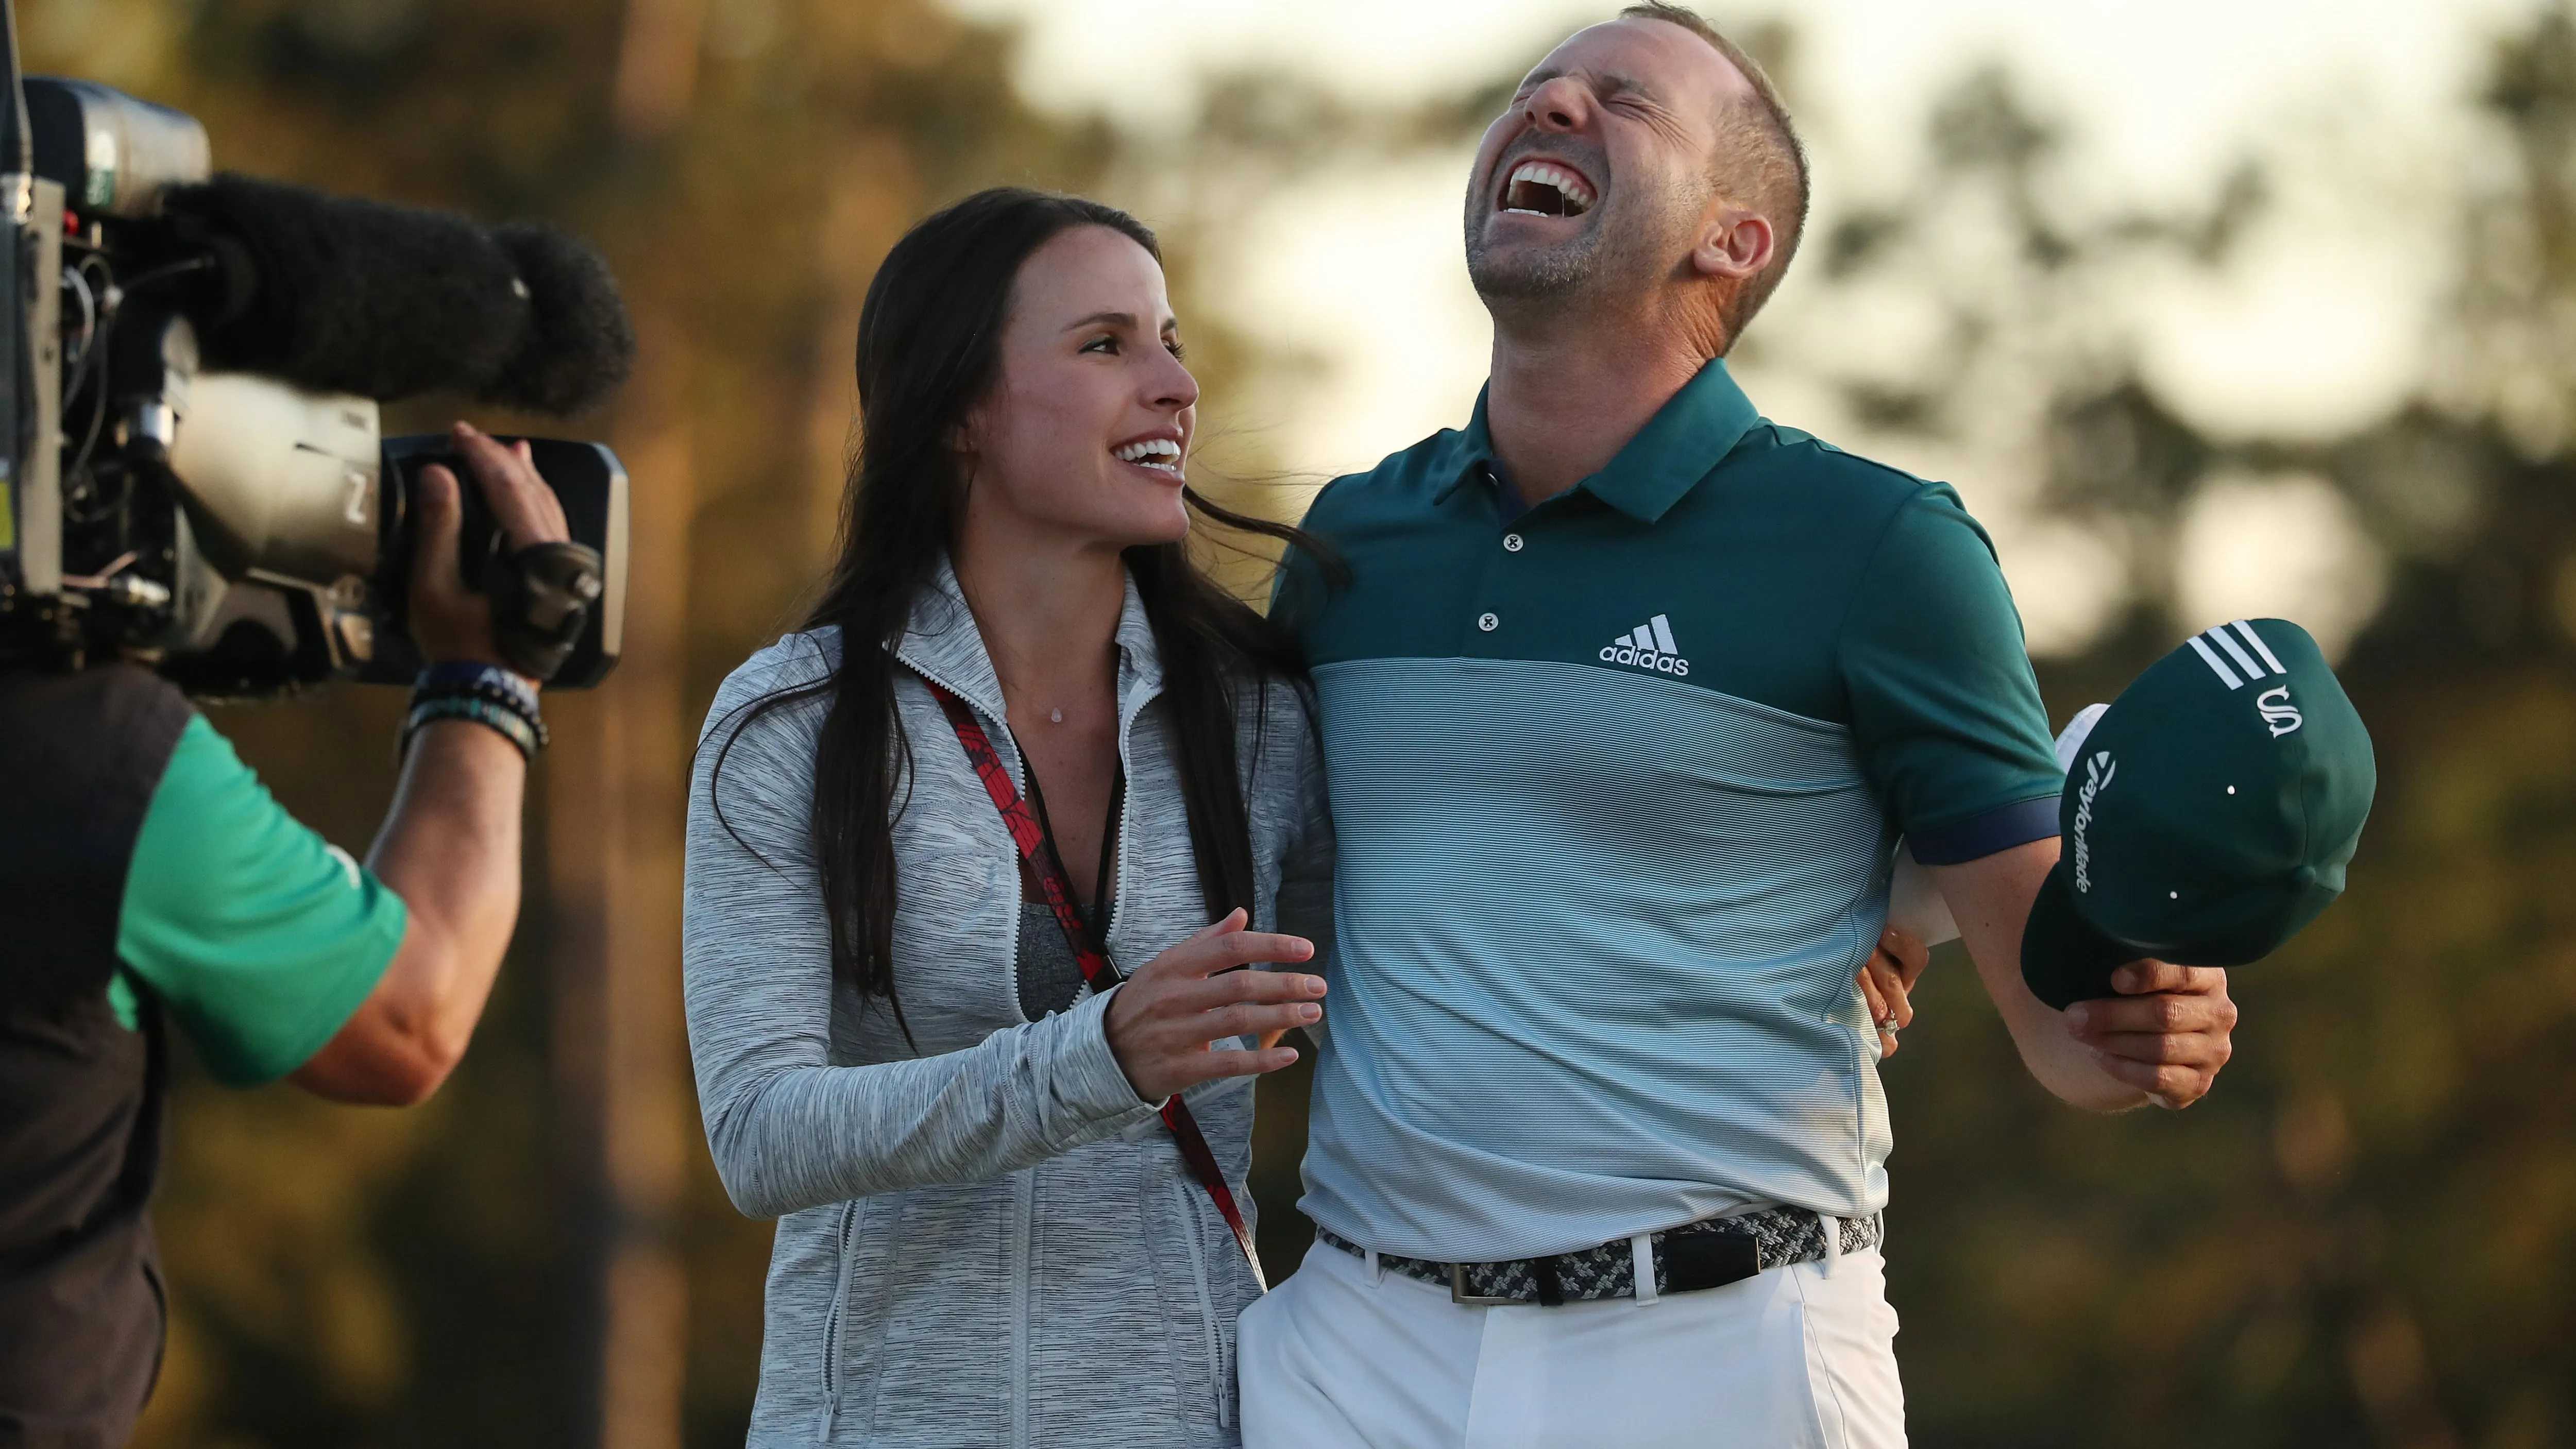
left=1499, top=160, right=1597, bottom=218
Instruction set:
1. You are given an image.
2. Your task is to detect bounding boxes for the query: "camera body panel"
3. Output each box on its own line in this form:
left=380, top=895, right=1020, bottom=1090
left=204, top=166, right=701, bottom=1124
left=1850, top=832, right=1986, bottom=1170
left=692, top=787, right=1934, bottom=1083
left=2, top=177, right=65, bottom=606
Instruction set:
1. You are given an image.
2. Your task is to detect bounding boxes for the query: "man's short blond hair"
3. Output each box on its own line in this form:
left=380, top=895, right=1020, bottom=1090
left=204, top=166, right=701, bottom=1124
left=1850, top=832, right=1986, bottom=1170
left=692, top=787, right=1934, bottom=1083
left=1618, top=3, right=1810, bottom=342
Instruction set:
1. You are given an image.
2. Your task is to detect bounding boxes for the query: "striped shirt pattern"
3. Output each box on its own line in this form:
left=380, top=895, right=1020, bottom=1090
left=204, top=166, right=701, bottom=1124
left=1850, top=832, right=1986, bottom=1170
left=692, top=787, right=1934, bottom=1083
left=1303, top=657, right=1891, bottom=1260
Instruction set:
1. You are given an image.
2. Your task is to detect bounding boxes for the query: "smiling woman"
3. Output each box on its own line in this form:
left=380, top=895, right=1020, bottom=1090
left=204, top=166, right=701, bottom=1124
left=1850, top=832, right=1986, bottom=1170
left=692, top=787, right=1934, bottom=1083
left=681, top=189, right=1339, bottom=1447
left=959, top=225, right=1207, bottom=572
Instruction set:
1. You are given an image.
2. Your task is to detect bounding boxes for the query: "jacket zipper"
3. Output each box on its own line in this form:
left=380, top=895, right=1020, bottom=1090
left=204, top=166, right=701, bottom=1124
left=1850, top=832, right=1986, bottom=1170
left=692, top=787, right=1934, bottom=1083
left=818, top=1199, right=860, bottom=1435
left=1175, top=1180, right=1228, bottom=1427
left=1011, top=1169, right=1035, bottom=1448
left=1099, top=674, right=1152, bottom=970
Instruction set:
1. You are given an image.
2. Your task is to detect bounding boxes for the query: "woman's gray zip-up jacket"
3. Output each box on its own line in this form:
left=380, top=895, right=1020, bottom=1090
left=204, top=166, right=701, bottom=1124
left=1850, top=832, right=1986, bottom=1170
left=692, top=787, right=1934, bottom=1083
left=683, top=560, right=1333, bottom=1447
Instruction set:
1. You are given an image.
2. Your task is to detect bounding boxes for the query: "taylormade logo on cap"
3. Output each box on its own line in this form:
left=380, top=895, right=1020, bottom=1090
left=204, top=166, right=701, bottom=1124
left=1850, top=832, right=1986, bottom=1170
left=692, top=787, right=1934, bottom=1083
left=2072, top=749, right=2114, bottom=894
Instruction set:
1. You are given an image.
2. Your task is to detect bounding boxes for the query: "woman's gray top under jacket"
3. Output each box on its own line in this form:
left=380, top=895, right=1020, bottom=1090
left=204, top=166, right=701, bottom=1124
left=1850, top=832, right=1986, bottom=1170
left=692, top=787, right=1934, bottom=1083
left=683, top=560, right=1333, bottom=1448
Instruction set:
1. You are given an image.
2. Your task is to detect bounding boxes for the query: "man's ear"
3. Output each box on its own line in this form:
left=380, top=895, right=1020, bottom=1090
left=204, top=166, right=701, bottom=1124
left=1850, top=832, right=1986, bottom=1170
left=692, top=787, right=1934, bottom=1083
left=1691, top=210, right=1774, bottom=282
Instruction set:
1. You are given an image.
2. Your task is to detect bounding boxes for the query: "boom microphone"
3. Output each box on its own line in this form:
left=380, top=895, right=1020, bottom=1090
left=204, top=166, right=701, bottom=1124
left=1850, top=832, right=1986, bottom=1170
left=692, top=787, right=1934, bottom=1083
left=162, top=173, right=635, bottom=415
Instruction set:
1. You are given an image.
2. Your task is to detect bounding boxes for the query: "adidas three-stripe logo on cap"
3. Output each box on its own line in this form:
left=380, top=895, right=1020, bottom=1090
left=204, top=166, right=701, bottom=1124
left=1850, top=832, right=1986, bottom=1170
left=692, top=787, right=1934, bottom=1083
left=2187, top=619, right=2306, bottom=737
left=1599, top=614, right=1692, bottom=676
left=2185, top=619, right=2289, bottom=690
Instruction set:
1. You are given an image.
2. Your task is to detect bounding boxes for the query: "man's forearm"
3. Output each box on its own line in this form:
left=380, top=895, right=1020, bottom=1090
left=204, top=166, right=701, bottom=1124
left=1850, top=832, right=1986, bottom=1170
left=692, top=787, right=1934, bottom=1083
left=369, top=720, right=528, bottom=1052
left=1928, top=839, right=2151, bottom=1113
left=292, top=719, right=528, bottom=1103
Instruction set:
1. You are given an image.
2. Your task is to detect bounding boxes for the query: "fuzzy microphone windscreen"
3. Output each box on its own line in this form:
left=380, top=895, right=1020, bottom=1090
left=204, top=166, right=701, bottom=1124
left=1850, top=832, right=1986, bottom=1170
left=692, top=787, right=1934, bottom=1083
left=482, top=226, right=636, bottom=415
left=167, top=174, right=530, bottom=402
left=162, top=174, right=636, bottom=415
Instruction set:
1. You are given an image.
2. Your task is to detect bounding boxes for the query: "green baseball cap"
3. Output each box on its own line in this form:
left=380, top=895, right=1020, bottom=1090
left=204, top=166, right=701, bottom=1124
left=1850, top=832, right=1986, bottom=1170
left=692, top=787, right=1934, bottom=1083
left=2020, top=618, right=2376, bottom=1009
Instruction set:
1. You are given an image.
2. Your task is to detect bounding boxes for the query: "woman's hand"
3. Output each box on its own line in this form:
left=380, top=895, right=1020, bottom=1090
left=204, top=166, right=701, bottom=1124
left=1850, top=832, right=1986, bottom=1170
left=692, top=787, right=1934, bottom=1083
left=1104, top=909, right=1325, bottom=1102
left=1858, top=927, right=1931, bottom=1060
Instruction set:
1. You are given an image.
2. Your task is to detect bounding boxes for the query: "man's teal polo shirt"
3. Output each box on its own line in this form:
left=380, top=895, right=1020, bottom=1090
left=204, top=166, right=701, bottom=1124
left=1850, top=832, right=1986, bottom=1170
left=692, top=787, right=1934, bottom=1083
left=1275, top=359, right=2062, bottom=1262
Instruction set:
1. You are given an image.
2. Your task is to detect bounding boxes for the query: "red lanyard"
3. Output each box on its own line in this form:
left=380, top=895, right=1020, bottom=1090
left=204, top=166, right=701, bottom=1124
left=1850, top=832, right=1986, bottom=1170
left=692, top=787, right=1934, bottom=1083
left=927, top=681, right=1266, bottom=1288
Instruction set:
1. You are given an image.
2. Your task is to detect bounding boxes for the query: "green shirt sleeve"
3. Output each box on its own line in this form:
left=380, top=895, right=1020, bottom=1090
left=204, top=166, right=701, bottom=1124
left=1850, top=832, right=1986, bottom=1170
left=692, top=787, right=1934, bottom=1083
left=1838, top=486, right=2063, bottom=864
left=113, top=714, right=406, bottom=1086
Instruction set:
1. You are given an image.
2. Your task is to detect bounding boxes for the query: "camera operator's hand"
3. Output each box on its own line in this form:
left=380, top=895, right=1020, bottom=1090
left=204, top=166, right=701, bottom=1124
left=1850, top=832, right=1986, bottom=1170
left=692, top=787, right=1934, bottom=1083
left=410, top=421, right=571, bottom=673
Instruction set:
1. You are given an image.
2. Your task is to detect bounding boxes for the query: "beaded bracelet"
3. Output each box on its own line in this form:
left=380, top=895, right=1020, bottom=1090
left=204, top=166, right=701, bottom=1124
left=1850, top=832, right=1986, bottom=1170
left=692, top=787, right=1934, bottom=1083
left=403, top=695, right=544, bottom=761
left=416, top=660, right=542, bottom=718
left=403, top=662, right=547, bottom=762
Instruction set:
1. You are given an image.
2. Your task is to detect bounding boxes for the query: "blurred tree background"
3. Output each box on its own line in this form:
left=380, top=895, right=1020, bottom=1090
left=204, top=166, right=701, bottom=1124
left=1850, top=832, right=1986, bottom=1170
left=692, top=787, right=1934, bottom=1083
left=11, top=0, right=2573, bottom=1443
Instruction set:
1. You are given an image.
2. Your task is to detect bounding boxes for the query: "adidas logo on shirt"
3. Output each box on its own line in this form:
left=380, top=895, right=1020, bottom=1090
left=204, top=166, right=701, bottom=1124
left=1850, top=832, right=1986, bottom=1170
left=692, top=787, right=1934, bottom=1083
left=1599, top=614, right=1691, bottom=677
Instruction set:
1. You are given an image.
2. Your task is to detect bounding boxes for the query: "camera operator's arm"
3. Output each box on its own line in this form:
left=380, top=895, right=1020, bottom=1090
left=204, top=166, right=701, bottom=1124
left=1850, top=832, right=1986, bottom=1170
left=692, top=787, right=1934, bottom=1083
left=290, top=425, right=568, bottom=1105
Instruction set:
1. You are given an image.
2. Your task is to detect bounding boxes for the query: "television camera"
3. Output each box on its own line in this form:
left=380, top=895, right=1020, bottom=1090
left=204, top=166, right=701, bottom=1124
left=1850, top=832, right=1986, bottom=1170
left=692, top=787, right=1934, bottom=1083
left=0, top=7, right=633, bottom=695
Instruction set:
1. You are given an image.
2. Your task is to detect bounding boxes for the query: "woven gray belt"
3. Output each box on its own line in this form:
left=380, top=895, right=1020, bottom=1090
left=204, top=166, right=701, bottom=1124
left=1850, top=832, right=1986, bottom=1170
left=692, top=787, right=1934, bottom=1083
left=1316, top=1206, right=1884, bottom=1306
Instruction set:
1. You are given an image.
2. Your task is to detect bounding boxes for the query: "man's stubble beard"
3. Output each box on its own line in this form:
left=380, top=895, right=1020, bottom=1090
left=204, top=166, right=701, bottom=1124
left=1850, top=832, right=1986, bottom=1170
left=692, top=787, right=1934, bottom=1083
left=1463, top=174, right=1703, bottom=323
left=1465, top=211, right=1602, bottom=302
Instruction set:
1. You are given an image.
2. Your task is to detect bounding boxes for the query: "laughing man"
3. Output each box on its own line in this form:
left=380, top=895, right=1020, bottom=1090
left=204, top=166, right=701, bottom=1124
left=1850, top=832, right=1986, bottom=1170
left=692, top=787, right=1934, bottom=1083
left=1239, top=7, right=2241, bottom=1445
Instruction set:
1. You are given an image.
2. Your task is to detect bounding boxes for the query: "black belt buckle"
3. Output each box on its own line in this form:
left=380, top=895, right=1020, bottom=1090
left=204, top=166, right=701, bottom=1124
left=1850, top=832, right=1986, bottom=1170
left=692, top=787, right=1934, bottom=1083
left=1660, top=1229, right=1762, bottom=1294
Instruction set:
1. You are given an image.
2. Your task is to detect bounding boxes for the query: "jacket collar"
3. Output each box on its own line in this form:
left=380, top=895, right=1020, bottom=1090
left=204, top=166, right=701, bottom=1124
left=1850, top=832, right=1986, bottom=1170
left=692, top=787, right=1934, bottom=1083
left=892, top=554, right=1165, bottom=725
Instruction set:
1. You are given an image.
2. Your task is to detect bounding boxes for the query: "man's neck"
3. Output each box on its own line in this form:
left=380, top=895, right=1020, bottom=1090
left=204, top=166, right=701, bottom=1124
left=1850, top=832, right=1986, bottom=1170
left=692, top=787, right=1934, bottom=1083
left=1484, top=302, right=1721, bottom=508
left=951, top=512, right=1126, bottom=714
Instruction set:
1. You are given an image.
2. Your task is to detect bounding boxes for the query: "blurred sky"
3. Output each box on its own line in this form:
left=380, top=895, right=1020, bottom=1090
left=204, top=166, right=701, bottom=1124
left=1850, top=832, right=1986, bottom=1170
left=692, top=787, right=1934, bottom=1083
left=945, top=0, right=2547, bottom=655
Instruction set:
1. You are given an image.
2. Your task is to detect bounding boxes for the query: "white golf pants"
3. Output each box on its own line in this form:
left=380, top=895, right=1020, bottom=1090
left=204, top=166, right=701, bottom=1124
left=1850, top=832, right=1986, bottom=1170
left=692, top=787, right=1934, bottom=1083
left=1238, top=1232, right=1905, bottom=1448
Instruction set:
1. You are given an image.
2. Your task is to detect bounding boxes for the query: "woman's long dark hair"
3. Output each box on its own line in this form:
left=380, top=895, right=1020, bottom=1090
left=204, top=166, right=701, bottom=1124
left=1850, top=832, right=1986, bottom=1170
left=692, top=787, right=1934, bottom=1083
left=710, top=187, right=1324, bottom=1042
